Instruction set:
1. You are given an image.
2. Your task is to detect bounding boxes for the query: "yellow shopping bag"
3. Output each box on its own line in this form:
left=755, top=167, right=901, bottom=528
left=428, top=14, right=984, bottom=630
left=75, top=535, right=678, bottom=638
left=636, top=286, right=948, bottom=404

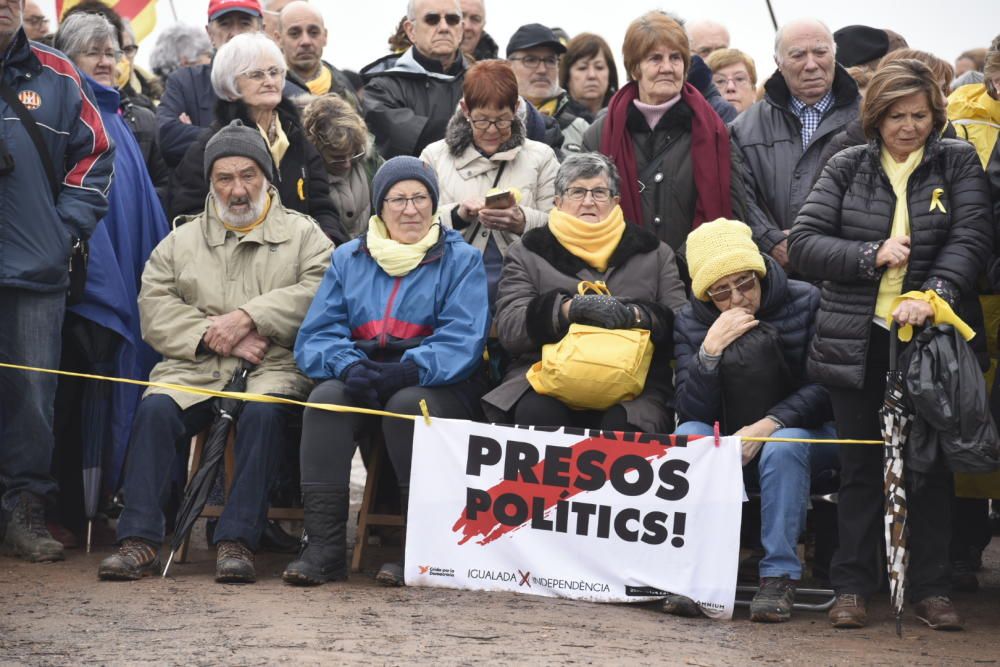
left=525, top=281, right=654, bottom=411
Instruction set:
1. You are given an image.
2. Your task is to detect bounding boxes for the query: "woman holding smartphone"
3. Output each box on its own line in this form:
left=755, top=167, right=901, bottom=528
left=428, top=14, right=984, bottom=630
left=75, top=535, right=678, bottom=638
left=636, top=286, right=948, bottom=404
left=420, top=60, right=559, bottom=309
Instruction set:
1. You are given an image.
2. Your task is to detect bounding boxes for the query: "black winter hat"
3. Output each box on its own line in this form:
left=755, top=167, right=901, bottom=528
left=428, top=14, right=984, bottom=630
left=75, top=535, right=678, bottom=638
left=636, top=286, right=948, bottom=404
left=834, top=25, right=890, bottom=68
left=204, top=119, right=275, bottom=181
left=506, top=23, right=567, bottom=57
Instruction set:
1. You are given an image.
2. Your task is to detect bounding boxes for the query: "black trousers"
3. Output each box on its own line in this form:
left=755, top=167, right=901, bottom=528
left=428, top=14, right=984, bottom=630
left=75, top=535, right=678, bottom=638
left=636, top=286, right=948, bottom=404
left=299, top=379, right=482, bottom=488
left=828, top=325, right=952, bottom=601
left=513, top=390, right=638, bottom=430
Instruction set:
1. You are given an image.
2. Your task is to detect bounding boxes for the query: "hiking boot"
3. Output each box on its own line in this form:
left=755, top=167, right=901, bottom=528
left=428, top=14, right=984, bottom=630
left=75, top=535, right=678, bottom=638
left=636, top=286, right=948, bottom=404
left=375, top=484, right=408, bottom=587
left=750, top=575, right=797, bottom=623
left=660, top=593, right=703, bottom=617
left=282, top=485, right=349, bottom=586
left=914, top=596, right=963, bottom=631
left=216, top=540, right=255, bottom=583
left=98, top=538, right=160, bottom=580
left=1, top=493, right=64, bottom=563
left=829, top=593, right=867, bottom=628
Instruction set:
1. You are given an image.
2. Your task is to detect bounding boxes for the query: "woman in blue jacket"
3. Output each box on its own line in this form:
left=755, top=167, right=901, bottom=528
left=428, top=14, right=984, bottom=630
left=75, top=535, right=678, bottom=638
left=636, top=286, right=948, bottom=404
left=284, top=157, right=490, bottom=588
left=668, top=220, right=836, bottom=624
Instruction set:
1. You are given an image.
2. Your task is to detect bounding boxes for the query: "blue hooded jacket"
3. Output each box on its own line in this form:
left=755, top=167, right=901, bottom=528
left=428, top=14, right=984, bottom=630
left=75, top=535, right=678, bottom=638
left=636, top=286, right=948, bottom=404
left=295, top=227, right=490, bottom=385
left=69, top=76, right=169, bottom=491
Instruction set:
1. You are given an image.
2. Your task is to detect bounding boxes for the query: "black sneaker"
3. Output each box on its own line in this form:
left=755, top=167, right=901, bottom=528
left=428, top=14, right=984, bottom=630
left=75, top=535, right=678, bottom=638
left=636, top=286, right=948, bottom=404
left=216, top=540, right=256, bottom=583
left=1, top=493, right=64, bottom=563
left=750, top=575, right=797, bottom=623
left=98, top=538, right=160, bottom=580
left=660, top=593, right=703, bottom=617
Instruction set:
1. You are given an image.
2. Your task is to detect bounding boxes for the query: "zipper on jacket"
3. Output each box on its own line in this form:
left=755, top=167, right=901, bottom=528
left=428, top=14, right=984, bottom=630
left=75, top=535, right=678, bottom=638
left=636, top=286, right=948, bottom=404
left=379, top=277, right=403, bottom=349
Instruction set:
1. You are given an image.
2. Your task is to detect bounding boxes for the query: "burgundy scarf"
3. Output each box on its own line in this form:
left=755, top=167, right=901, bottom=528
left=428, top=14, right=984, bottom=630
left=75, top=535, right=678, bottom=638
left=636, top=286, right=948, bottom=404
left=600, top=81, right=732, bottom=229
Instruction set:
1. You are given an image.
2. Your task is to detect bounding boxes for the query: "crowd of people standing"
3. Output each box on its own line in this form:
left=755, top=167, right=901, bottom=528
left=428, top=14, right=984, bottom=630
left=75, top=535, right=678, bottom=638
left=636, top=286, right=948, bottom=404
left=1, top=0, right=999, bottom=634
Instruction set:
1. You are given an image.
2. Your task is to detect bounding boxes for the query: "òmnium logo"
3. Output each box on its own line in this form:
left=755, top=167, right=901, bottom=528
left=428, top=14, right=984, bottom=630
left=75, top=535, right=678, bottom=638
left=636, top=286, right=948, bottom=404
left=418, top=565, right=455, bottom=577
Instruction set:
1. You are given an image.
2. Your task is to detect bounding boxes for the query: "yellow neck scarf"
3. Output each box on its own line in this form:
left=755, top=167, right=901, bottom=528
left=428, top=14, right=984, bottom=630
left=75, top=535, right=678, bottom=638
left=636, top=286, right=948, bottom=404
left=306, top=65, right=333, bottom=95
left=366, top=216, right=441, bottom=277
left=875, top=146, right=924, bottom=320
left=537, top=97, right=559, bottom=117
left=258, top=117, right=289, bottom=168
left=219, top=193, right=272, bottom=234
left=548, top=205, right=626, bottom=272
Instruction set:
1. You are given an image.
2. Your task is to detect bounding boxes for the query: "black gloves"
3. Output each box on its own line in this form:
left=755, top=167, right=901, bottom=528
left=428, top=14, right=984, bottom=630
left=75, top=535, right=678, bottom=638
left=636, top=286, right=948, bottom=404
left=342, top=359, right=421, bottom=406
left=568, top=295, right=635, bottom=330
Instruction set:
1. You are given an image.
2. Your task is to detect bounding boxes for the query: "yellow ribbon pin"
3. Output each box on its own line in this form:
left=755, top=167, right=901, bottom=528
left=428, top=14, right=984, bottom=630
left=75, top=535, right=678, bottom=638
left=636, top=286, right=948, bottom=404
left=297, top=177, right=305, bottom=201
left=929, top=188, right=946, bottom=213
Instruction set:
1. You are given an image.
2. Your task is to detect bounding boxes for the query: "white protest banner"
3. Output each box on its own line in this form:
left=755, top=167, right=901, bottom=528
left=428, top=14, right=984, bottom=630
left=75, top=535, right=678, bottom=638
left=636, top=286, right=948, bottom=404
left=405, top=419, right=744, bottom=618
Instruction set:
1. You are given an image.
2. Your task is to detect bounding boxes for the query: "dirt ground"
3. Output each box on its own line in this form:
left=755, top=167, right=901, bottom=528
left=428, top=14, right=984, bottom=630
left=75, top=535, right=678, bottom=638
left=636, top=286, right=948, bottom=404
left=2, top=545, right=999, bottom=665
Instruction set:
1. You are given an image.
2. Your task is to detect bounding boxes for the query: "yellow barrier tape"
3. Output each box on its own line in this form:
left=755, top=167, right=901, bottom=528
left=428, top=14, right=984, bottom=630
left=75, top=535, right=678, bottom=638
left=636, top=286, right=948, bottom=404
left=0, top=361, right=417, bottom=421
left=0, top=362, right=886, bottom=444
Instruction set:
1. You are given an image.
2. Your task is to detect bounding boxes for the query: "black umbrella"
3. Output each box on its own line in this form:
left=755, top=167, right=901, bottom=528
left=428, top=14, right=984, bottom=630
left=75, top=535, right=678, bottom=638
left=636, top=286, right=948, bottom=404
left=162, top=361, right=255, bottom=577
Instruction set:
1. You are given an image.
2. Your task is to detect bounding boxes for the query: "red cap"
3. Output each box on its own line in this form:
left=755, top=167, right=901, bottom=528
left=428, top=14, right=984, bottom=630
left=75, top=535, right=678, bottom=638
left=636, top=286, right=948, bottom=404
left=207, top=0, right=262, bottom=21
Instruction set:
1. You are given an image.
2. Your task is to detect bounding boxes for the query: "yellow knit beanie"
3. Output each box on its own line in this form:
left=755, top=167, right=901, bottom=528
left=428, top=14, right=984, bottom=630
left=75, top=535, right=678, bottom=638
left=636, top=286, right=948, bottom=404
left=686, top=218, right=767, bottom=301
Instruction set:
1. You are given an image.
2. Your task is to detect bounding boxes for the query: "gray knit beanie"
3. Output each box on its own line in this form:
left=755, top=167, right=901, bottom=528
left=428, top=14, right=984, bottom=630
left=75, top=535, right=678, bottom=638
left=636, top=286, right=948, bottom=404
left=371, top=156, right=440, bottom=218
left=204, top=119, right=275, bottom=181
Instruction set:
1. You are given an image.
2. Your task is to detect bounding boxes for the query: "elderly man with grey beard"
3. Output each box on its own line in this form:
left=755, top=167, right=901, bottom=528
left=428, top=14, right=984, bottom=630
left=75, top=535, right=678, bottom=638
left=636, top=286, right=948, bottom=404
left=98, top=120, right=332, bottom=585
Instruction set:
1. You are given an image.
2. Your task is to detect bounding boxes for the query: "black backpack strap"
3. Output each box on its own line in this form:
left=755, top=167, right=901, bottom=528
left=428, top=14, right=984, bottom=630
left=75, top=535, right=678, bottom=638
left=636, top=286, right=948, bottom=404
left=0, top=81, right=59, bottom=199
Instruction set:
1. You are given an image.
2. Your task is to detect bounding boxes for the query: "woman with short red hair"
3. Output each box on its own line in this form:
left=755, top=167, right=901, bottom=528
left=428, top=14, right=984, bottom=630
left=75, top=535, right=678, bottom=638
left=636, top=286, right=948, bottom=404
left=420, top=59, right=559, bottom=309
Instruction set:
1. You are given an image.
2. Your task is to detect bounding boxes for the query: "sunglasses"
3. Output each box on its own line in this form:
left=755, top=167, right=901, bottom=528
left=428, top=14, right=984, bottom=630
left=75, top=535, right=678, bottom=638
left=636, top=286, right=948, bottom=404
left=421, top=12, right=462, bottom=27
left=706, top=273, right=757, bottom=303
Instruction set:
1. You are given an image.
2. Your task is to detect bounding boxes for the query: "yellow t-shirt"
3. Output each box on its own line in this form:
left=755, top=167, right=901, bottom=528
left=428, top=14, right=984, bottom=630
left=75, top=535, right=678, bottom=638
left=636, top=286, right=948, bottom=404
left=874, top=146, right=924, bottom=322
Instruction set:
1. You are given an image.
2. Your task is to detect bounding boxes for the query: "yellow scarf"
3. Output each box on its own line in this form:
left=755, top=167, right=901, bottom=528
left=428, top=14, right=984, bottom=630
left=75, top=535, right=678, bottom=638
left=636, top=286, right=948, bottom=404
left=875, top=146, right=924, bottom=321
left=258, top=117, right=290, bottom=168
left=366, top=216, right=441, bottom=277
left=888, top=289, right=975, bottom=342
left=219, top=193, right=272, bottom=234
left=537, top=97, right=559, bottom=117
left=306, top=65, right=333, bottom=95
left=547, top=205, right=626, bottom=272
left=115, top=59, right=132, bottom=89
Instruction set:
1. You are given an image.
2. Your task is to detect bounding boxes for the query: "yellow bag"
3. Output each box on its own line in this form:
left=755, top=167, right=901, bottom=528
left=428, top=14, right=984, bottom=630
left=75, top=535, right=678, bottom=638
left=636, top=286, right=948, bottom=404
left=525, top=281, right=654, bottom=410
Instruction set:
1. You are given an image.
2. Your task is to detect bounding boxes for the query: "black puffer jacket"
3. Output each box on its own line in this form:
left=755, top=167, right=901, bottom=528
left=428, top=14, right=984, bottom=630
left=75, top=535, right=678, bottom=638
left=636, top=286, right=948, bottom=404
left=674, top=255, right=831, bottom=428
left=788, top=136, right=994, bottom=389
left=121, top=99, right=168, bottom=207
left=168, top=97, right=345, bottom=244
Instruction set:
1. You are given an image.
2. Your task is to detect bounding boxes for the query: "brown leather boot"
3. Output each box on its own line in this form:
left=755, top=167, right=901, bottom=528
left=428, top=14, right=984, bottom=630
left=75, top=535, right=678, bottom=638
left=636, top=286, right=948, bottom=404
left=98, top=538, right=160, bottom=580
left=913, top=596, right=963, bottom=631
left=828, top=593, right=867, bottom=628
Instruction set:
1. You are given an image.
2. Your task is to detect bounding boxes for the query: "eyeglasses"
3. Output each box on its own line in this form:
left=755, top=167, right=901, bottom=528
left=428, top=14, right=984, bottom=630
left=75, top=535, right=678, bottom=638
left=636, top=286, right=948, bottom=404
left=122, top=44, right=139, bottom=57
left=563, top=186, right=613, bottom=202
left=421, top=12, right=462, bottom=27
left=509, top=55, right=559, bottom=69
left=384, top=194, right=432, bottom=211
left=712, top=74, right=752, bottom=89
left=468, top=117, right=513, bottom=131
left=82, top=49, right=123, bottom=62
left=322, top=149, right=366, bottom=166
left=23, top=16, right=49, bottom=27
left=706, top=273, right=757, bottom=303
left=241, top=66, right=286, bottom=82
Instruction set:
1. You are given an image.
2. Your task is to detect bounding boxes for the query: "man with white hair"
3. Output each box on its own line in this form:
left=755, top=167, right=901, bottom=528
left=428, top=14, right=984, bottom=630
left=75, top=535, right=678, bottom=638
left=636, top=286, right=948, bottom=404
left=730, top=18, right=860, bottom=267
left=459, top=0, right=496, bottom=60
left=98, top=120, right=332, bottom=584
left=361, top=0, right=468, bottom=158
left=687, top=19, right=730, bottom=59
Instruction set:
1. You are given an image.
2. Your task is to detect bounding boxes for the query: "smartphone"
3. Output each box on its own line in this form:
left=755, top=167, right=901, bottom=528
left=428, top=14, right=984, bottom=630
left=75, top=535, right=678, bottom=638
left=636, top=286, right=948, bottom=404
left=484, top=190, right=515, bottom=209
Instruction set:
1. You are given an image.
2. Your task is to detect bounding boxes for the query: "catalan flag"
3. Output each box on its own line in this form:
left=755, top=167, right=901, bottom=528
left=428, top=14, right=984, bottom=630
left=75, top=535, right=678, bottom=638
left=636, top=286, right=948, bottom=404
left=56, top=0, right=157, bottom=42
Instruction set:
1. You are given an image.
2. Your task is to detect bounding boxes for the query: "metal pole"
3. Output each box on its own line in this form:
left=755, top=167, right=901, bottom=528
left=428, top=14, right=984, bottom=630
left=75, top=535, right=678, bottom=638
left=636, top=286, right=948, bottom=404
left=765, top=0, right=779, bottom=31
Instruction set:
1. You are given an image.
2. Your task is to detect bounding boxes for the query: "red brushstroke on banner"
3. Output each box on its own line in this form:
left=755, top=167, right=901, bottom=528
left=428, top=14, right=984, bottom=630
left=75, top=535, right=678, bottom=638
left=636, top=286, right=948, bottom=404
left=451, top=433, right=701, bottom=546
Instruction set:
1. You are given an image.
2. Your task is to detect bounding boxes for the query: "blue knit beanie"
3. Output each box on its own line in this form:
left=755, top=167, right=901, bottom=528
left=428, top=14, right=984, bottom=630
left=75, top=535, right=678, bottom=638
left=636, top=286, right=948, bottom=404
left=371, top=156, right=440, bottom=218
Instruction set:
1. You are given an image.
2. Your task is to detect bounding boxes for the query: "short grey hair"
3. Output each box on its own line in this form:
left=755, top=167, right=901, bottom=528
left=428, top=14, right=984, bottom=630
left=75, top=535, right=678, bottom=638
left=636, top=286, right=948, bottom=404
left=149, top=23, right=214, bottom=78
left=555, top=153, right=621, bottom=196
left=210, top=32, right=286, bottom=102
left=773, top=18, right=834, bottom=64
left=406, top=0, right=462, bottom=20
left=54, top=12, right=118, bottom=60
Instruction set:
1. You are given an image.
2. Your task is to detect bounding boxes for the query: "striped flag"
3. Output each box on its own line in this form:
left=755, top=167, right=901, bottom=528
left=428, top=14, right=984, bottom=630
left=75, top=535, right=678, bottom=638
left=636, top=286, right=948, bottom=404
left=56, top=0, right=157, bottom=41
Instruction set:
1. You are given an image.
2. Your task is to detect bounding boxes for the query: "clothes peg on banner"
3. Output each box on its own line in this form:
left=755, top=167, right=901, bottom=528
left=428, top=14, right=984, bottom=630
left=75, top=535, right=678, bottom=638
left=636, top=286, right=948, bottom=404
left=713, top=421, right=721, bottom=447
left=419, top=399, right=431, bottom=425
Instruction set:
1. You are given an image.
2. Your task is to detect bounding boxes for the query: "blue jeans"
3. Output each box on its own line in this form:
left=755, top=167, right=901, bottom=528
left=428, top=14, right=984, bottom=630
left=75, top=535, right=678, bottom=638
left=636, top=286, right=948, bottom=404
left=675, top=421, right=839, bottom=579
left=116, top=394, right=293, bottom=551
left=0, top=288, right=66, bottom=511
